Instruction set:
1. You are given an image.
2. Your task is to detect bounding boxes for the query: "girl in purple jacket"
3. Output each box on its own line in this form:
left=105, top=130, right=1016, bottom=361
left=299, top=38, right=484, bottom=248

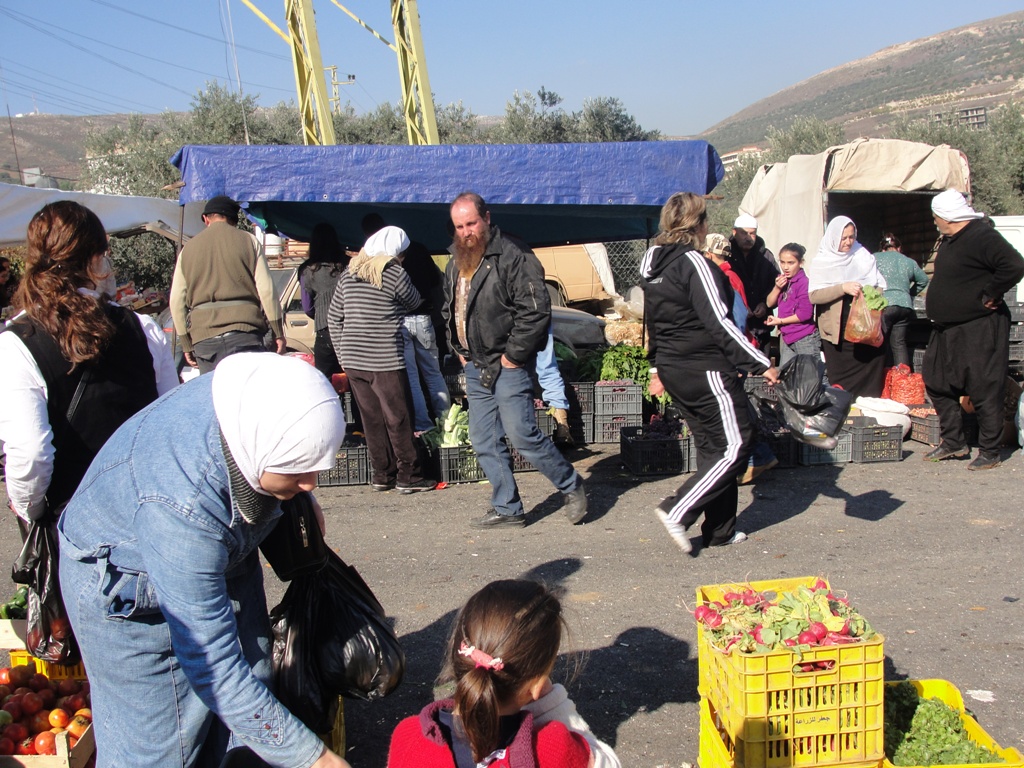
left=766, top=243, right=825, bottom=377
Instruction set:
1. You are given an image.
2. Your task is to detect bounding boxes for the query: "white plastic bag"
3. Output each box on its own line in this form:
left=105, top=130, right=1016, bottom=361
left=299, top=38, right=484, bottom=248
left=854, top=396, right=912, bottom=438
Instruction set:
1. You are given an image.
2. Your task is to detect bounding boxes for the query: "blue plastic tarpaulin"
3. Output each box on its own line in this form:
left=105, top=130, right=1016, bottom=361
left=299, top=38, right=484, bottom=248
left=171, top=141, right=723, bottom=251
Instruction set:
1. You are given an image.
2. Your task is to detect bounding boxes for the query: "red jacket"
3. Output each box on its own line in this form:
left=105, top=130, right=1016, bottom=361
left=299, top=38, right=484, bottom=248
left=387, top=699, right=591, bottom=768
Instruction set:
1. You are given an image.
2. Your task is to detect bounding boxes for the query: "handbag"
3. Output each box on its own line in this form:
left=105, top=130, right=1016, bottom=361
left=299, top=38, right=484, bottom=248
left=259, top=491, right=329, bottom=581
left=843, top=292, right=884, bottom=347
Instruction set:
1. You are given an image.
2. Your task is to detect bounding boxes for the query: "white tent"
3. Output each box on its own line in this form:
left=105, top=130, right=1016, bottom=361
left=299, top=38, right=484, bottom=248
left=0, top=183, right=205, bottom=247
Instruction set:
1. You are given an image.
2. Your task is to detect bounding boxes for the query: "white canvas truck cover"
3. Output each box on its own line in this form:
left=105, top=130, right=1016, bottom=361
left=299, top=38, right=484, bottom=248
left=738, top=138, right=970, bottom=262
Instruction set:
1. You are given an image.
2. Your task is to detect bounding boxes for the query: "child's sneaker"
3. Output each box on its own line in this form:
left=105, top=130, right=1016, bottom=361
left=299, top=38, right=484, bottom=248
left=727, top=531, right=748, bottom=545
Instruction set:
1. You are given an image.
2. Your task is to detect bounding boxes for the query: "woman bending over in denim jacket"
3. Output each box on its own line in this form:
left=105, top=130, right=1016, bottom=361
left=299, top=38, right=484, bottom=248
left=58, top=354, right=350, bottom=768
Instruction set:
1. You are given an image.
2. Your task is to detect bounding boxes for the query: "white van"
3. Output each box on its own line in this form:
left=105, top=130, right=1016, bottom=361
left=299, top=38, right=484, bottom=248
left=993, top=216, right=1024, bottom=303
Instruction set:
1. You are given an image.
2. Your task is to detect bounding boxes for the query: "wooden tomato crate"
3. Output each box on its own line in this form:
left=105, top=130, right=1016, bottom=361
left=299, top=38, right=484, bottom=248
left=0, top=620, right=94, bottom=768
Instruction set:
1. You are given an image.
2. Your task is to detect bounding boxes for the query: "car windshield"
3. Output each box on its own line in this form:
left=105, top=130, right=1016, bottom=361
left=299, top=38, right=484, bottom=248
left=270, top=267, right=296, bottom=297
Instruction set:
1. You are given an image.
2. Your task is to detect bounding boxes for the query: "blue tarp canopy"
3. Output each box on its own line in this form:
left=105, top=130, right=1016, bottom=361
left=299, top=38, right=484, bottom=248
left=171, top=141, right=724, bottom=252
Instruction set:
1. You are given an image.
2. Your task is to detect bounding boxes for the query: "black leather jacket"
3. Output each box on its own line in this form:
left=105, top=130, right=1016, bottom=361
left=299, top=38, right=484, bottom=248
left=442, top=228, right=550, bottom=390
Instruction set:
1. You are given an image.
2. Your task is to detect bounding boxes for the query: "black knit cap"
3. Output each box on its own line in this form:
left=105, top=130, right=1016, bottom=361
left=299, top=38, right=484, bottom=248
left=203, top=195, right=240, bottom=219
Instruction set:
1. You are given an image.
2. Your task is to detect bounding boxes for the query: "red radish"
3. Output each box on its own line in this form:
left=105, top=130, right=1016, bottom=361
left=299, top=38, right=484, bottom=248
left=693, top=605, right=712, bottom=622
left=812, top=579, right=829, bottom=592
left=704, top=611, right=723, bottom=628
left=783, top=638, right=796, bottom=647
left=742, top=592, right=760, bottom=607
left=752, top=624, right=764, bottom=644
left=722, top=592, right=742, bottom=603
left=809, top=622, right=827, bottom=640
left=798, top=630, right=818, bottom=645
left=799, top=663, right=815, bottom=672
left=839, top=620, right=850, bottom=636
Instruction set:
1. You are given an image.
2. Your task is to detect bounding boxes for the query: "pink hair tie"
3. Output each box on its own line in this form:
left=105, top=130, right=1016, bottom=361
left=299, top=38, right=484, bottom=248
left=458, top=642, right=504, bottom=671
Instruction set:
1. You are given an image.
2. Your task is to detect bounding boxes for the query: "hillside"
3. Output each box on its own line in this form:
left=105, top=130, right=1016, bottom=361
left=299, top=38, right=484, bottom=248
left=0, top=113, right=155, bottom=187
left=701, top=11, right=1024, bottom=152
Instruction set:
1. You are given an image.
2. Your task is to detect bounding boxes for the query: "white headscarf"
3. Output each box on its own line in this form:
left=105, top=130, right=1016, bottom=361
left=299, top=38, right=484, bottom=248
left=807, top=216, right=887, bottom=293
left=364, top=225, right=410, bottom=258
left=931, top=188, right=984, bottom=222
left=213, top=354, right=346, bottom=493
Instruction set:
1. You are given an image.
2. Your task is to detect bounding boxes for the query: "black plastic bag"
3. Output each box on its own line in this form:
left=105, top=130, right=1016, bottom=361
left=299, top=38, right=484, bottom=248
left=269, top=550, right=404, bottom=733
left=11, top=522, right=80, bottom=665
left=775, top=386, right=854, bottom=449
left=774, top=355, right=829, bottom=414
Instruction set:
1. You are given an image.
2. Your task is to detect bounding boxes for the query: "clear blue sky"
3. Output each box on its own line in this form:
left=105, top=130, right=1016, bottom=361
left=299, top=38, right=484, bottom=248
left=0, top=0, right=1021, bottom=137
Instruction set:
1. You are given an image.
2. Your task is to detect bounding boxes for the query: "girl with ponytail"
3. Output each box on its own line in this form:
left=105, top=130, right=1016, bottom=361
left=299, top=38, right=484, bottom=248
left=387, top=580, right=620, bottom=768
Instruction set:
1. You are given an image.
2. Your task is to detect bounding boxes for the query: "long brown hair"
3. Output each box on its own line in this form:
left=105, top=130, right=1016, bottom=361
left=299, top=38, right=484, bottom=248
left=16, top=201, right=116, bottom=366
left=655, top=192, right=707, bottom=250
left=441, top=580, right=566, bottom=762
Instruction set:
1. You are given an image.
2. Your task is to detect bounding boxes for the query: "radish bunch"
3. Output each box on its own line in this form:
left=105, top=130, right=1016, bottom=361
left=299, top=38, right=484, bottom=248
left=695, top=580, right=875, bottom=659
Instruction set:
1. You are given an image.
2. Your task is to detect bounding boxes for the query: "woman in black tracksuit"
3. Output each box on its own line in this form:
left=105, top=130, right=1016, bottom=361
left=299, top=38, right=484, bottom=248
left=641, top=193, right=779, bottom=553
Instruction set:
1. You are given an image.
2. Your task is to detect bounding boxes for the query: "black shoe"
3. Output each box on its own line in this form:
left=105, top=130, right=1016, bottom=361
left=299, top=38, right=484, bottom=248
left=470, top=510, right=526, bottom=529
left=371, top=481, right=396, bottom=492
left=968, top=451, right=1001, bottom=471
left=397, top=478, right=437, bottom=494
left=924, top=443, right=969, bottom=462
left=563, top=480, right=588, bottom=524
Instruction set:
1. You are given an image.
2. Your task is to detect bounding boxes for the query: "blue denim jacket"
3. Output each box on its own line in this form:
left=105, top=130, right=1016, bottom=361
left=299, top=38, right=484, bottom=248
left=57, top=374, right=325, bottom=766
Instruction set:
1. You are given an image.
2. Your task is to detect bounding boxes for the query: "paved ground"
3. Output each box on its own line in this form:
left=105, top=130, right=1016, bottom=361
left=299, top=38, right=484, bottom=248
left=3, top=438, right=1022, bottom=767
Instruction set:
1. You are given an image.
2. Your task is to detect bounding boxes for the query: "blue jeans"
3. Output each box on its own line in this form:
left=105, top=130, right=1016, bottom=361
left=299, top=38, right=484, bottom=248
left=465, top=361, right=579, bottom=517
left=402, top=315, right=452, bottom=432
left=535, top=330, right=569, bottom=409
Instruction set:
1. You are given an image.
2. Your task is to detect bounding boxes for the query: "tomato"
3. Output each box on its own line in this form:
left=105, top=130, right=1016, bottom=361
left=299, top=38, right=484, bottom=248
left=21, top=692, right=43, bottom=716
left=0, top=737, right=12, bottom=755
left=66, top=693, right=87, bottom=712
left=4, top=723, right=29, bottom=744
left=38, top=688, right=55, bottom=708
left=0, top=710, right=11, bottom=728
left=68, top=734, right=79, bottom=749
left=0, top=685, right=10, bottom=700
left=49, top=617, right=71, bottom=642
left=28, top=674, right=50, bottom=692
left=48, top=708, right=70, bottom=729
left=0, top=669, right=10, bottom=686
left=15, top=736, right=37, bottom=755
left=33, top=731, right=57, bottom=756
left=2, top=702, right=22, bottom=722
left=13, top=687, right=32, bottom=697
left=73, top=708, right=91, bottom=722
left=66, top=715, right=90, bottom=739
left=28, top=711, right=52, bottom=735
left=9, top=665, right=34, bottom=688
left=79, top=681, right=89, bottom=696
left=56, top=678, right=81, bottom=697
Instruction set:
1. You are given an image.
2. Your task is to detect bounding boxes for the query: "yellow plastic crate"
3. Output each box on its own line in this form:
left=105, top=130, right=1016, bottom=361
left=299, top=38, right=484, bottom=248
left=699, top=697, right=879, bottom=768
left=696, top=576, right=885, bottom=768
left=9, top=649, right=86, bottom=682
left=882, top=679, right=1024, bottom=768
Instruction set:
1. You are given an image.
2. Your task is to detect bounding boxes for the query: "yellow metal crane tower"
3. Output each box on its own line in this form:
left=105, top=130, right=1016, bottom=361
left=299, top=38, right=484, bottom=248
left=241, top=0, right=439, bottom=146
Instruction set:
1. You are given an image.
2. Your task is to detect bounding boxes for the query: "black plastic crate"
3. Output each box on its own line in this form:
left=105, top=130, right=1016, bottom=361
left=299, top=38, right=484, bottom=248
left=620, top=425, right=693, bottom=476
left=439, top=445, right=487, bottom=484
left=1010, top=303, right=1024, bottom=322
left=508, top=444, right=536, bottom=474
left=571, top=412, right=594, bottom=444
left=318, top=445, right=369, bottom=486
left=341, top=392, right=356, bottom=424
left=912, top=346, right=926, bottom=371
left=766, top=430, right=798, bottom=468
left=594, top=381, right=643, bottom=416
left=908, top=407, right=940, bottom=445
left=1010, top=324, right=1024, bottom=342
left=743, top=375, right=778, bottom=403
left=444, top=372, right=467, bottom=399
left=568, top=382, right=595, bottom=413
left=535, top=406, right=555, bottom=437
left=798, top=430, right=853, bottom=465
left=1009, top=342, right=1024, bottom=361
left=594, top=413, right=642, bottom=443
left=846, top=416, right=903, bottom=463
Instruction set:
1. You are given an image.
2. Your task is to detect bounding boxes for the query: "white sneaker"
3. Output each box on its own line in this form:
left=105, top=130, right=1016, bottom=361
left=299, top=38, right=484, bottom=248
left=656, top=509, right=692, bottom=553
left=728, top=531, right=748, bottom=545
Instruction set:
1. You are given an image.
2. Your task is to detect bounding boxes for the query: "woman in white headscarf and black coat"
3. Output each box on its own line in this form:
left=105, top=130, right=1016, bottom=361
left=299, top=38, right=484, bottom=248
left=807, top=216, right=887, bottom=399
left=57, top=353, right=351, bottom=768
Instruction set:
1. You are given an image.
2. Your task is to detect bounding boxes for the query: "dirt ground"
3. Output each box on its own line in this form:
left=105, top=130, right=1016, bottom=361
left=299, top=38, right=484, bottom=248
left=3, top=438, right=1023, bottom=767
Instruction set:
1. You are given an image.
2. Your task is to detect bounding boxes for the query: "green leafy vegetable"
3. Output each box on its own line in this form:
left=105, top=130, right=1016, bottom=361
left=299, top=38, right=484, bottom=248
left=863, top=285, right=888, bottom=311
left=885, top=681, right=1005, bottom=765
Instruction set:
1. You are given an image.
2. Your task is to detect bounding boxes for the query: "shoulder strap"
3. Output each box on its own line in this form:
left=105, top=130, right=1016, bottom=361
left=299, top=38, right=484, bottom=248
left=66, top=367, right=91, bottom=425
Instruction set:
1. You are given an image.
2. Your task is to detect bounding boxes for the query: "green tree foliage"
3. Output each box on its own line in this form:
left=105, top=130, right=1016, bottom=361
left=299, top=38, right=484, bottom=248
left=493, top=88, right=659, bottom=144
left=109, top=232, right=177, bottom=293
left=887, top=103, right=1024, bottom=215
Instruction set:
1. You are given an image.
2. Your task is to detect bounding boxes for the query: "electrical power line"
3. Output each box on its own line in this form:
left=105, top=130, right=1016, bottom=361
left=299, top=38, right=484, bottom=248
left=0, top=62, right=161, bottom=114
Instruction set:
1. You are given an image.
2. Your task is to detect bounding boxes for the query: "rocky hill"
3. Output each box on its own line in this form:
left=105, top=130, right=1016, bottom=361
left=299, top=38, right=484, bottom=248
left=701, top=11, right=1024, bottom=152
